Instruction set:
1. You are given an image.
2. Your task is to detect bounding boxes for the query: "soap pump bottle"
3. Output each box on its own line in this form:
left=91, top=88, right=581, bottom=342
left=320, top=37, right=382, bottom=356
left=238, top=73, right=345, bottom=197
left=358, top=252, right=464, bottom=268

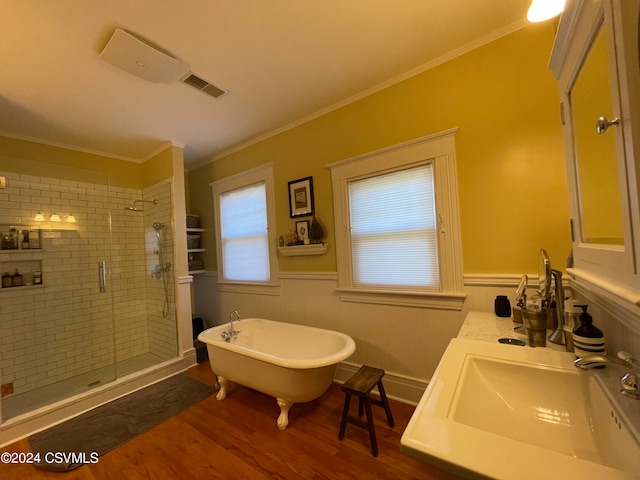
left=572, top=305, right=605, bottom=358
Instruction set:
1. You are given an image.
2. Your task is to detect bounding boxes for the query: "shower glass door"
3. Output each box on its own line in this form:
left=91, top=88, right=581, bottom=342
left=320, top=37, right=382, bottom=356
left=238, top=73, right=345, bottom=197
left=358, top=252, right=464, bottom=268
left=0, top=159, right=178, bottom=422
left=0, top=159, right=117, bottom=421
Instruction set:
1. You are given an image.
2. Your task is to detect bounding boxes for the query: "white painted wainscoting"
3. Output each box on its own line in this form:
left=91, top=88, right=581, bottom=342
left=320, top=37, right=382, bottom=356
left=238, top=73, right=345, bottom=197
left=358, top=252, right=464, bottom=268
left=192, top=271, right=534, bottom=404
left=193, top=270, right=640, bottom=404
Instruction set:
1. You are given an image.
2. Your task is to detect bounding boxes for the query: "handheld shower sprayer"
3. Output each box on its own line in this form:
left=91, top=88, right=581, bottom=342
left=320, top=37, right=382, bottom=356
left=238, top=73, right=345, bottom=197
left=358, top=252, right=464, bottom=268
left=152, top=222, right=165, bottom=243
left=150, top=221, right=171, bottom=318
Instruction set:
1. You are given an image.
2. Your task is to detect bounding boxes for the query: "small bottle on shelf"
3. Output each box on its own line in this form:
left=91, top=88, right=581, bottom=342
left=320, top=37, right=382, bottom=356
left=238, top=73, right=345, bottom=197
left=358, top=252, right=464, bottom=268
left=11, top=269, right=23, bottom=287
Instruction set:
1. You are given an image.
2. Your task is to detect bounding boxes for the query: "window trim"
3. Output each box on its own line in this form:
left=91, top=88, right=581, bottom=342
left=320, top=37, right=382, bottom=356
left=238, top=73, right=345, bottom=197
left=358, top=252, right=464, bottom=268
left=210, top=163, right=280, bottom=295
left=328, top=129, right=465, bottom=310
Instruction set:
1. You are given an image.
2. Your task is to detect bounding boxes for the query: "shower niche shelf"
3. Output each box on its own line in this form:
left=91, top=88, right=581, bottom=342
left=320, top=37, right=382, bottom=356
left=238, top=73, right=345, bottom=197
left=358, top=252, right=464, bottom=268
left=0, top=255, right=44, bottom=290
left=0, top=284, right=45, bottom=293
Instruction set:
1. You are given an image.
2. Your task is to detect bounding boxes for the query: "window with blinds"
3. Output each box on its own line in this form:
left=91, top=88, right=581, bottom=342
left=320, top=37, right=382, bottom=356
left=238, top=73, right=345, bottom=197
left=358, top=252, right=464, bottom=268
left=348, top=164, right=439, bottom=290
left=329, top=130, right=463, bottom=308
left=219, top=182, right=270, bottom=282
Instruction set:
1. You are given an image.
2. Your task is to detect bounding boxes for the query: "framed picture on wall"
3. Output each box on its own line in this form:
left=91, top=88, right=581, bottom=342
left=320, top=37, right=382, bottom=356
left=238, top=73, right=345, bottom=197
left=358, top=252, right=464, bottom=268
left=288, top=176, right=314, bottom=218
left=296, top=220, right=310, bottom=244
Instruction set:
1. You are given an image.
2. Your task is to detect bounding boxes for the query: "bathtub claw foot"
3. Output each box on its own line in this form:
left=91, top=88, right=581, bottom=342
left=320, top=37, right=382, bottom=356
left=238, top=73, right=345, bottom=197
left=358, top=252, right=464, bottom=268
left=216, top=376, right=227, bottom=401
left=276, top=398, right=293, bottom=430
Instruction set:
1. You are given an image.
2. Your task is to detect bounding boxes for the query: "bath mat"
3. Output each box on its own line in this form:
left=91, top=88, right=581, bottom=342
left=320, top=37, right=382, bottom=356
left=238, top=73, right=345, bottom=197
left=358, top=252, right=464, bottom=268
left=29, top=373, right=215, bottom=472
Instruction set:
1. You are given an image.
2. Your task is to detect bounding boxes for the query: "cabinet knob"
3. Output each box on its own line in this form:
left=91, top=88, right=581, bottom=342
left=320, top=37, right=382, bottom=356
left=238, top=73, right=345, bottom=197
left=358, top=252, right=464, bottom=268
left=596, top=116, right=620, bottom=134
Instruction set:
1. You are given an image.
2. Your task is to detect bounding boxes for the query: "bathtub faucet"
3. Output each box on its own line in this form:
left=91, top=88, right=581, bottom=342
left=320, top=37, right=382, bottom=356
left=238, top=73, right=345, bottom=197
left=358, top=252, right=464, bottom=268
left=221, top=310, right=241, bottom=342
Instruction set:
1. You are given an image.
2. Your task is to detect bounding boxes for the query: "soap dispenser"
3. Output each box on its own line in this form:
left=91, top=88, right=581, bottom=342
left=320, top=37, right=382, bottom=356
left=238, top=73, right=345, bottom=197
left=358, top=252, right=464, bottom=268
left=572, top=305, right=605, bottom=358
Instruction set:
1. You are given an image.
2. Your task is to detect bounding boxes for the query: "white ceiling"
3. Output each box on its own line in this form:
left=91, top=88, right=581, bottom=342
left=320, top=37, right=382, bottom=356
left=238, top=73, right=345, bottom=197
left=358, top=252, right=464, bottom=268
left=0, top=0, right=530, bottom=170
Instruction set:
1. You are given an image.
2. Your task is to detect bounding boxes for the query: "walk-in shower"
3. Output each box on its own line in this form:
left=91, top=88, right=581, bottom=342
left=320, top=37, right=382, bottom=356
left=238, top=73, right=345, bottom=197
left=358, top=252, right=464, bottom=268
left=0, top=162, right=178, bottom=424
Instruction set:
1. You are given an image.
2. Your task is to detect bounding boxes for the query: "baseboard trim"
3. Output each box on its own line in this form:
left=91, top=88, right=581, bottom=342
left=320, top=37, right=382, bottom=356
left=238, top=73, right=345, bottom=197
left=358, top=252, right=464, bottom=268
left=335, top=362, right=427, bottom=405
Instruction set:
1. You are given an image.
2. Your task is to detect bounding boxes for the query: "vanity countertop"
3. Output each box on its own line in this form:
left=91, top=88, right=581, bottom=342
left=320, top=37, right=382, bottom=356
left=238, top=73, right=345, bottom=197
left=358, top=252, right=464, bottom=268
left=458, top=311, right=565, bottom=351
left=401, top=311, right=639, bottom=479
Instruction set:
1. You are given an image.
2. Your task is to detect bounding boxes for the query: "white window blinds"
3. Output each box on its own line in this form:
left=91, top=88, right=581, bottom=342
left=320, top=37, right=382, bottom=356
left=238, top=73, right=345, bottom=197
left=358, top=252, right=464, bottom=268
left=348, top=164, right=439, bottom=289
left=219, top=182, right=270, bottom=281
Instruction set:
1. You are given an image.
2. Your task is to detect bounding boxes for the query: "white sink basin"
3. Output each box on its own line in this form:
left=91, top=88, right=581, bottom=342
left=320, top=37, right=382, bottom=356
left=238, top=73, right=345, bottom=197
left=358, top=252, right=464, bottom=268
left=400, top=338, right=640, bottom=479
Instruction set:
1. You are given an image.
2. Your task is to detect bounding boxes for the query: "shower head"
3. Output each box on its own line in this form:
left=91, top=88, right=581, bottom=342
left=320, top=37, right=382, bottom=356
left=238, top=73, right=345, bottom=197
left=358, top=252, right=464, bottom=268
left=153, top=222, right=165, bottom=231
left=124, top=199, right=158, bottom=212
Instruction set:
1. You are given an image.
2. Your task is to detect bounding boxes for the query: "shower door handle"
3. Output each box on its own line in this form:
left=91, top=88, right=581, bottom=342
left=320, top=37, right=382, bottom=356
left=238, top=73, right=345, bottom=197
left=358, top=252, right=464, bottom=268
left=98, top=261, right=107, bottom=293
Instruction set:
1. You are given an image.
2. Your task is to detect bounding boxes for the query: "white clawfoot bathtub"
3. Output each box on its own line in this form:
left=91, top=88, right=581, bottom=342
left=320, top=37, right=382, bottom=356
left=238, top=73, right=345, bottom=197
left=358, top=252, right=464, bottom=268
left=198, top=318, right=356, bottom=429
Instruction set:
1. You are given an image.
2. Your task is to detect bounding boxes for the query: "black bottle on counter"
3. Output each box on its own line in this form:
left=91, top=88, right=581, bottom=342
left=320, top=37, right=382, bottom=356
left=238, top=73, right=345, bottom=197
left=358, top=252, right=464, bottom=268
left=572, top=305, right=605, bottom=358
left=494, top=295, right=512, bottom=317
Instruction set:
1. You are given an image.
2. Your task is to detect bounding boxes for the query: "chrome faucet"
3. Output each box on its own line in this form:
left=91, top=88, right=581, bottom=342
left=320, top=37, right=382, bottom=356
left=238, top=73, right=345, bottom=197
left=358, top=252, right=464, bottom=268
left=547, top=269, right=569, bottom=350
left=574, top=351, right=640, bottom=399
left=221, top=310, right=241, bottom=342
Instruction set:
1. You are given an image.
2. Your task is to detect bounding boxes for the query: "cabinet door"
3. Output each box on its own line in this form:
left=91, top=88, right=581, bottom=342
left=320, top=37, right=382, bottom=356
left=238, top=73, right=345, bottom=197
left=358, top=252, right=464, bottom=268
left=550, top=0, right=640, bottom=293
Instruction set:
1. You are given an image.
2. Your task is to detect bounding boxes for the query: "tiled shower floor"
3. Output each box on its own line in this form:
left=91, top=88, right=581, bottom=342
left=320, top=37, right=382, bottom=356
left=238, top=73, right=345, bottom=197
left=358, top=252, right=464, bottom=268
left=2, top=352, right=165, bottom=421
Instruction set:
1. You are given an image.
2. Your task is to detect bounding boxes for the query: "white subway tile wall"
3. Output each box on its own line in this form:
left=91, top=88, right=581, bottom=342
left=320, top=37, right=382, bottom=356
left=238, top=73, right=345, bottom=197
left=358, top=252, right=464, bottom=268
left=0, top=171, right=177, bottom=407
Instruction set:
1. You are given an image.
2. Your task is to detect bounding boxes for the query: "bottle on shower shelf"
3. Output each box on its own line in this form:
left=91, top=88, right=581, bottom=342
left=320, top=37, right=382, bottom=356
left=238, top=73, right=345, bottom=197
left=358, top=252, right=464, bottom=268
left=11, top=269, right=23, bottom=287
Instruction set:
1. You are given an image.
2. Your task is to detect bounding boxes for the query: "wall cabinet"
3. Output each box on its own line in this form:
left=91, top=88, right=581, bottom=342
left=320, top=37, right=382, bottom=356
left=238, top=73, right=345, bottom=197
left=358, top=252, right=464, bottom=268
left=550, top=0, right=640, bottom=308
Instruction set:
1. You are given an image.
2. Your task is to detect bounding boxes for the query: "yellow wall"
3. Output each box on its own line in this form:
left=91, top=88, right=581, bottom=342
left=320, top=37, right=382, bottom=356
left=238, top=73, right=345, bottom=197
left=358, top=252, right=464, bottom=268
left=0, top=136, right=174, bottom=190
left=191, top=22, right=571, bottom=275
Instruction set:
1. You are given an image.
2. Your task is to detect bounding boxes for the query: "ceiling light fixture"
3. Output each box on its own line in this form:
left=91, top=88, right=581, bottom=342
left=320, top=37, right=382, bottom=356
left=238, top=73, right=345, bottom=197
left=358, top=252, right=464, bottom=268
left=527, top=0, right=566, bottom=22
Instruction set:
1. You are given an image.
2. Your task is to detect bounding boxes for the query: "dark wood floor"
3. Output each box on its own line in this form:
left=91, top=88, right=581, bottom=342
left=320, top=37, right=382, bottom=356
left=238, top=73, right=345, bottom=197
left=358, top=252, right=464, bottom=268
left=0, top=362, right=458, bottom=479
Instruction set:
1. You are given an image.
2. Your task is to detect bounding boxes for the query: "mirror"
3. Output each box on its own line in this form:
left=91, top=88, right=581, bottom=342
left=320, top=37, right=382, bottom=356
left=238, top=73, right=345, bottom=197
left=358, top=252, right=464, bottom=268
left=570, top=21, right=625, bottom=245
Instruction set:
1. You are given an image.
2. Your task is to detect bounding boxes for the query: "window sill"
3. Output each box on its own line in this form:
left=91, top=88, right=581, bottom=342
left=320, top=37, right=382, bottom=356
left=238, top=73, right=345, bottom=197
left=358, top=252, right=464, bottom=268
left=335, top=288, right=466, bottom=310
left=217, top=281, right=281, bottom=296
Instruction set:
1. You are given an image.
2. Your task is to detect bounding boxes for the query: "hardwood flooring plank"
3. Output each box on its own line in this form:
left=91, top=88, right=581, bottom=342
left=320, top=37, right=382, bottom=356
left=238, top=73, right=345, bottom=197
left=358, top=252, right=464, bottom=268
left=0, top=362, right=458, bottom=479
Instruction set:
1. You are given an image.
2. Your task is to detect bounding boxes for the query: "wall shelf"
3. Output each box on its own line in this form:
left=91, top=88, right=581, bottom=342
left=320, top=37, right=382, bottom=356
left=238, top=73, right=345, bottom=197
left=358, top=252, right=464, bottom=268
left=0, top=284, right=45, bottom=293
left=277, top=243, right=328, bottom=257
left=186, top=216, right=205, bottom=273
left=0, top=249, right=45, bottom=253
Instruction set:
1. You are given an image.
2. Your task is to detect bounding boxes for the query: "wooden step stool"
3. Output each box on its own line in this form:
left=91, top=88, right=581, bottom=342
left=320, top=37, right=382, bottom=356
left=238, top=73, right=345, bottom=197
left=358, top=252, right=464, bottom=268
left=338, top=365, right=394, bottom=456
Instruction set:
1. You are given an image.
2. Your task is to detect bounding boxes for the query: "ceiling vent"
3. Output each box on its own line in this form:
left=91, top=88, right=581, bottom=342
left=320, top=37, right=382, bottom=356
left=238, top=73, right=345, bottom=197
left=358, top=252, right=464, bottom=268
left=181, top=73, right=228, bottom=99
left=99, top=28, right=189, bottom=83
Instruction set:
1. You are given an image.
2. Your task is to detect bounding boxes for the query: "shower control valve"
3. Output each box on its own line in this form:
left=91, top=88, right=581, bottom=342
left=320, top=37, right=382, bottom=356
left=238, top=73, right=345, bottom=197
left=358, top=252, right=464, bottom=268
left=151, top=265, right=162, bottom=279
